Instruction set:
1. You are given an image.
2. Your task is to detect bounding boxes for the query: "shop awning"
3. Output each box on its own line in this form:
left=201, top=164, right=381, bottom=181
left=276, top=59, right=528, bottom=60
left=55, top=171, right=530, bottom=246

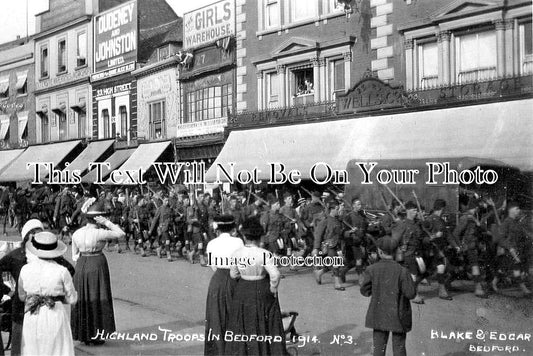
left=15, top=71, right=28, bottom=90
left=0, top=148, right=25, bottom=175
left=64, top=139, right=115, bottom=176
left=82, top=148, right=136, bottom=183
left=0, top=115, right=10, bottom=140
left=0, top=76, right=8, bottom=95
left=105, top=141, right=171, bottom=185
left=0, top=140, right=82, bottom=182
left=205, top=99, right=533, bottom=183
left=17, top=111, right=28, bottom=141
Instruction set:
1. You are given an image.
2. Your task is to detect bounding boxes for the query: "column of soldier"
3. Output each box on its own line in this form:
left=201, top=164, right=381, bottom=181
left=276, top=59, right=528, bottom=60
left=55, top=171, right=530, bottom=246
left=0, top=183, right=531, bottom=301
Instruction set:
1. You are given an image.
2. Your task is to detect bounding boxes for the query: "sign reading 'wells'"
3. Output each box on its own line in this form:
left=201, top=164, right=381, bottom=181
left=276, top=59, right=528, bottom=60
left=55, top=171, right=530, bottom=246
left=94, top=0, right=137, bottom=77
left=183, top=0, right=235, bottom=50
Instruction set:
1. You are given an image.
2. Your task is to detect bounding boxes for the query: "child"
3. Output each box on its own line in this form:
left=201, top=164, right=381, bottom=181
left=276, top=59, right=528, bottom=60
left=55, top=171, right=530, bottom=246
left=360, top=236, right=416, bottom=356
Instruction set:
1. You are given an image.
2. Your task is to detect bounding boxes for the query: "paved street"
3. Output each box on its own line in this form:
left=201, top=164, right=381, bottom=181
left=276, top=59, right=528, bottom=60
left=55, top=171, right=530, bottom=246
left=1, top=228, right=532, bottom=356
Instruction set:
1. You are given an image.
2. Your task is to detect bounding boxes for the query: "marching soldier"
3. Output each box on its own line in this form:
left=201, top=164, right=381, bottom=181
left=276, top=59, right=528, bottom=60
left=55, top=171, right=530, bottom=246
left=54, top=187, right=74, bottom=244
left=149, top=195, right=175, bottom=261
left=130, top=195, right=151, bottom=257
left=312, top=200, right=346, bottom=291
left=453, top=199, right=488, bottom=298
left=279, top=192, right=301, bottom=258
left=341, top=197, right=368, bottom=282
left=227, top=195, right=244, bottom=229
left=260, top=197, right=285, bottom=255
left=379, top=200, right=403, bottom=236
left=392, top=201, right=426, bottom=304
left=424, top=199, right=459, bottom=300
left=105, top=192, right=124, bottom=253
left=492, top=201, right=532, bottom=297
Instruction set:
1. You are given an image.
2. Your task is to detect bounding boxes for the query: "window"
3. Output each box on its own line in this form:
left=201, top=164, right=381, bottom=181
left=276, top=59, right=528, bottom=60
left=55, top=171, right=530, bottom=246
left=16, top=71, right=28, bottom=96
left=332, top=59, right=345, bottom=99
left=149, top=101, right=165, bottom=139
left=418, top=41, right=438, bottom=88
left=290, top=0, right=316, bottom=22
left=41, top=114, right=49, bottom=143
left=266, top=72, right=279, bottom=108
left=40, top=45, right=49, bottom=78
left=77, top=32, right=87, bottom=67
left=292, top=68, right=313, bottom=97
left=58, top=39, right=67, bottom=73
left=158, top=45, right=170, bottom=61
left=0, top=76, right=8, bottom=99
left=58, top=110, right=67, bottom=140
left=119, top=105, right=128, bottom=137
left=185, top=84, right=232, bottom=122
left=102, top=109, right=110, bottom=138
left=327, top=0, right=343, bottom=13
left=265, top=0, right=279, bottom=28
left=456, top=31, right=496, bottom=83
left=520, top=21, right=532, bottom=75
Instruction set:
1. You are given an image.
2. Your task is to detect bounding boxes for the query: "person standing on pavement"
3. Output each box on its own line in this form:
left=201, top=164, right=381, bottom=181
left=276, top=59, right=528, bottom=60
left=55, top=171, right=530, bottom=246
left=71, top=198, right=125, bottom=345
left=0, top=219, right=74, bottom=356
left=225, top=217, right=288, bottom=356
left=360, top=236, right=416, bottom=356
left=18, top=231, right=78, bottom=356
left=204, top=215, right=244, bottom=356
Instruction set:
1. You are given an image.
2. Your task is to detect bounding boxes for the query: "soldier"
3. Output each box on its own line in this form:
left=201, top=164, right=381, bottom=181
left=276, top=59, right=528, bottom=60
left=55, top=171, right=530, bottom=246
left=380, top=200, right=403, bottom=236
left=149, top=196, right=175, bottom=261
left=54, top=187, right=74, bottom=244
left=130, top=195, right=151, bottom=257
left=492, top=201, right=532, bottom=297
left=279, top=192, right=301, bottom=258
left=453, top=199, right=488, bottom=298
left=312, top=200, right=346, bottom=291
left=227, top=195, right=244, bottom=229
left=260, top=197, right=285, bottom=256
left=392, top=201, right=425, bottom=304
left=424, top=199, right=459, bottom=300
left=104, top=192, right=124, bottom=253
left=341, top=197, right=368, bottom=283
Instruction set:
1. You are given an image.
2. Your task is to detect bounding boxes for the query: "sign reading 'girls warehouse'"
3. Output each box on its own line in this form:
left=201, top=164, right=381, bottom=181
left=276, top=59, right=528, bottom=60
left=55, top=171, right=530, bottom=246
left=183, top=0, right=235, bottom=50
left=93, top=0, right=138, bottom=79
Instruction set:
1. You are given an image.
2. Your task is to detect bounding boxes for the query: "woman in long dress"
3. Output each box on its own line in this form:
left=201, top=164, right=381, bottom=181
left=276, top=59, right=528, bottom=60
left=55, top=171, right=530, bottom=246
left=18, top=231, right=78, bottom=356
left=71, top=198, right=125, bottom=345
left=225, top=217, right=288, bottom=356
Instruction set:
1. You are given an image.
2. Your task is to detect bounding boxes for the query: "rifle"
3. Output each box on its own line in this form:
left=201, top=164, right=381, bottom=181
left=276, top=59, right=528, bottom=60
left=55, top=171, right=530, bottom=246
left=300, top=186, right=326, bottom=208
left=377, top=187, right=396, bottom=219
left=411, top=190, right=434, bottom=239
left=381, top=184, right=406, bottom=210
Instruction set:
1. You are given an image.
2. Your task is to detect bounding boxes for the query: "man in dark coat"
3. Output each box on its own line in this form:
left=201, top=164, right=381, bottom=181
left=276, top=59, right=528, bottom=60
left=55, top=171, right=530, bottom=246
left=361, top=236, right=416, bottom=356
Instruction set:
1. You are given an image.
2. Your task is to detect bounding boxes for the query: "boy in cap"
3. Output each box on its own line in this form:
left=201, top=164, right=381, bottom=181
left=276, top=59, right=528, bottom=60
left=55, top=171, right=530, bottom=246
left=361, top=236, right=416, bottom=356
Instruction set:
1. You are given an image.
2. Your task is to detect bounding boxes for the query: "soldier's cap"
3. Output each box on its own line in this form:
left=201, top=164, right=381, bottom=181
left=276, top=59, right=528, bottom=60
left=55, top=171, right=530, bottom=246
left=297, top=198, right=306, bottom=206
left=311, top=190, right=321, bottom=198
left=322, top=192, right=331, bottom=199
left=377, top=236, right=398, bottom=255
left=404, top=201, right=418, bottom=210
left=327, top=200, right=339, bottom=209
left=240, top=216, right=264, bottom=240
left=178, top=189, right=188, bottom=195
left=433, top=199, right=446, bottom=211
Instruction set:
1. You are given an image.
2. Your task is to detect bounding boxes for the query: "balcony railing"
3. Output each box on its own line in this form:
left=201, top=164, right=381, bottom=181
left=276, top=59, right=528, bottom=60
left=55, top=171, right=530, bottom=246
left=420, top=76, right=438, bottom=89
left=457, top=67, right=497, bottom=84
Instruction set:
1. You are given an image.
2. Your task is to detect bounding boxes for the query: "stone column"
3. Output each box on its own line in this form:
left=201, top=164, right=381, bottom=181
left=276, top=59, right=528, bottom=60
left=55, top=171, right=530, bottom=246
left=343, top=52, right=352, bottom=94
left=404, top=38, right=414, bottom=89
left=494, top=19, right=506, bottom=77
left=504, top=19, right=514, bottom=76
left=438, top=31, right=451, bottom=85
left=277, top=65, right=286, bottom=107
left=256, top=71, right=263, bottom=110
left=311, top=57, right=321, bottom=103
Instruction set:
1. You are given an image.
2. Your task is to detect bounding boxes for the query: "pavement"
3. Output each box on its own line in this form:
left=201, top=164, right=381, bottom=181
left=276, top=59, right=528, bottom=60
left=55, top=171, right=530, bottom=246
left=1, top=227, right=532, bottom=355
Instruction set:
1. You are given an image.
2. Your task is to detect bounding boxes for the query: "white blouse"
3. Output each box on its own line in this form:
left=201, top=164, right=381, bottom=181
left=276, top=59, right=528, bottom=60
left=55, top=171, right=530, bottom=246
left=18, top=259, right=77, bottom=305
left=72, top=222, right=125, bottom=262
left=230, top=245, right=281, bottom=289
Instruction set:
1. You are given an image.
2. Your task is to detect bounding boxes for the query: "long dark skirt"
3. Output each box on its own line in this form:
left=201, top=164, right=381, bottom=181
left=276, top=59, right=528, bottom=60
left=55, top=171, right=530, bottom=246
left=205, top=269, right=237, bottom=356
left=71, top=254, right=116, bottom=343
left=225, top=278, right=288, bottom=356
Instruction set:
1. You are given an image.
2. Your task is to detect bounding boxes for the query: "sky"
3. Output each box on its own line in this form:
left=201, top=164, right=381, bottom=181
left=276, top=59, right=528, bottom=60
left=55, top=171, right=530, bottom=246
left=0, top=0, right=217, bottom=45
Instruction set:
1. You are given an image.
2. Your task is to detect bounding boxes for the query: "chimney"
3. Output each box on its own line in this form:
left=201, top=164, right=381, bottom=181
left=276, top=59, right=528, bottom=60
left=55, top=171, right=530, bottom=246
left=16, top=35, right=21, bottom=40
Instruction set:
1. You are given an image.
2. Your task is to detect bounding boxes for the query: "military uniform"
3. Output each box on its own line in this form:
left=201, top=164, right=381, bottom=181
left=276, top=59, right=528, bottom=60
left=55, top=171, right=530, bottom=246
left=392, top=219, right=424, bottom=277
left=150, top=204, right=175, bottom=260
left=342, top=210, right=368, bottom=276
left=261, top=210, right=285, bottom=254
left=313, top=215, right=344, bottom=276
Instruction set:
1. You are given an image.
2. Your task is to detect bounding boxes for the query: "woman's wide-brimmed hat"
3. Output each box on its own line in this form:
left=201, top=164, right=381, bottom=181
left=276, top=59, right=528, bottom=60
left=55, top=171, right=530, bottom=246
left=21, top=219, right=44, bottom=241
left=26, top=231, right=67, bottom=259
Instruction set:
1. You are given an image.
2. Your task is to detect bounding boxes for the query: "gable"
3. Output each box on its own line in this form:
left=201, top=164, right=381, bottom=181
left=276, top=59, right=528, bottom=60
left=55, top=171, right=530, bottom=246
left=271, top=37, right=318, bottom=57
left=432, top=0, right=502, bottom=20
